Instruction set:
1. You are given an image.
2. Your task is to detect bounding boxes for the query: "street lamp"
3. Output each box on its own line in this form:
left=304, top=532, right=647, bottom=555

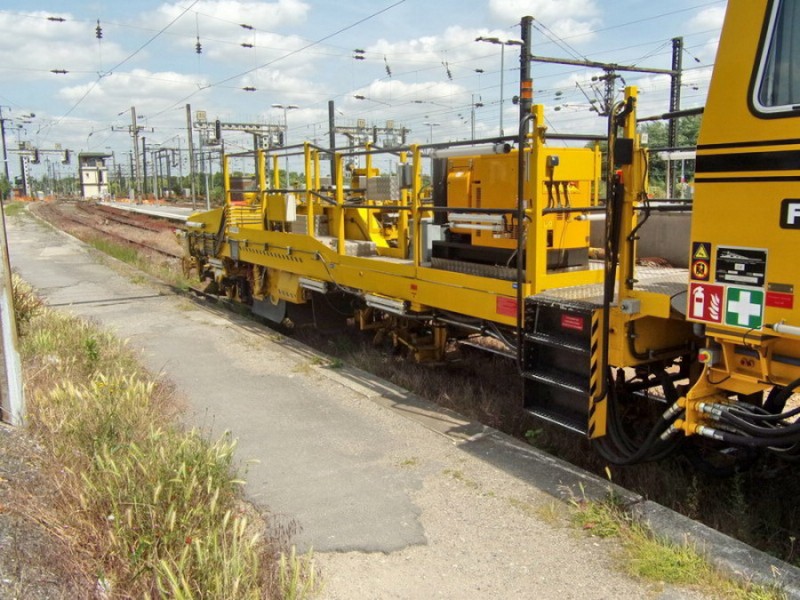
left=475, top=36, right=523, bottom=136
left=271, top=103, right=298, bottom=185
left=423, top=121, right=440, bottom=144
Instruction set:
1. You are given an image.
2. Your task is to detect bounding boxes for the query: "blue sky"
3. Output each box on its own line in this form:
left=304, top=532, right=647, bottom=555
left=0, top=0, right=726, bottom=176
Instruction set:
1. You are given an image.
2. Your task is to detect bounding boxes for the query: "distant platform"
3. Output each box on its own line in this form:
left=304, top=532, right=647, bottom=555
left=100, top=200, right=200, bottom=223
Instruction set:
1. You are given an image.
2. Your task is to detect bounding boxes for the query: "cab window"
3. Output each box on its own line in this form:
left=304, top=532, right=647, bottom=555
left=755, top=0, right=800, bottom=113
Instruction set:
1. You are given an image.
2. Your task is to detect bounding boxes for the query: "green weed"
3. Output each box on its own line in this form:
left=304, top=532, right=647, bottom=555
left=278, top=546, right=318, bottom=600
left=3, top=201, right=25, bottom=217
left=570, top=494, right=787, bottom=600
left=88, top=236, right=140, bottom=265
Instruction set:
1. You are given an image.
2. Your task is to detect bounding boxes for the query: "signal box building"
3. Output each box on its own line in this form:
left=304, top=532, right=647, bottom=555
left=78, top=152, right=112, bottom=199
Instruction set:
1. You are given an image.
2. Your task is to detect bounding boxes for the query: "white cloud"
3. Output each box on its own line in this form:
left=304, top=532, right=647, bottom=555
left=151, top=0, right=310, bottom=34
left=688, top=6, right=726, bottom=33
left=369, top=26, right=492, bottom=71
left=204, top=31, right=312, bottom=70
left=148, top=0, right=310, bottom=61
left=131, top=1, right=316, bottom=79
left=352, top=79, right=468, bottom=110
left=240, top=67, right=325, bottom=101
left=0, top=11, right=128, bottom=82
left=684, top=6, right=725, bottom=69
left=57, top=69, right=208, bottom=120
left=365, top=24, right=531, bottom=89
left=488, top=0, right=600, bottom=40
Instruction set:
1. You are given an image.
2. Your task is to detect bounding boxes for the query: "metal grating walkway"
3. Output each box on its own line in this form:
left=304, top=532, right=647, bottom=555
left=530, top=265, right=688, bottom=307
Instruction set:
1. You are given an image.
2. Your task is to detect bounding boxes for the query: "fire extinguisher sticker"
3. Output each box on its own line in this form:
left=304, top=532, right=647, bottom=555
left=688, top=282, right=724, bottom=323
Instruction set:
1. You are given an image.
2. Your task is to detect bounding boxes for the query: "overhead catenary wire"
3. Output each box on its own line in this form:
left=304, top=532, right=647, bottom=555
left=43, top=0, right=201, bottom=140
left=150, top=0, right=408, bottom=119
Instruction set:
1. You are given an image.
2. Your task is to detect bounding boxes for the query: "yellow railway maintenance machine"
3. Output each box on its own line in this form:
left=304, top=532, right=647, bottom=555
left=183, top=3, right=800, bottom=466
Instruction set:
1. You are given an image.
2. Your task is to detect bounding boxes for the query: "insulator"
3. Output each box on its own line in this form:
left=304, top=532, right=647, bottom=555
left=95, top=19, right=102, bottom=39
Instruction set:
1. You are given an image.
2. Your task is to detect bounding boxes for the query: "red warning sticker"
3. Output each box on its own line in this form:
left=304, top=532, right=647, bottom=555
left=766, top=291, right=794, bottom=309
left=560, top=313, right=585, bottom=331
left=496, top=297, right=517, bottom=317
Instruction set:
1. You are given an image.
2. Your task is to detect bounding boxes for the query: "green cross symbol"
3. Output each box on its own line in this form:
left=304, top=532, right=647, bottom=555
left=725, top=287, right=764, bottom=329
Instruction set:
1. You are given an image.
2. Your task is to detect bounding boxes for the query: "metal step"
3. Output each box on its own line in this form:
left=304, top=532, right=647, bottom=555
left=524, top=406, right=587, bottom=435
left=522, top=368, right=588, bottom=395
left=523, top=331, right=589, bottom=355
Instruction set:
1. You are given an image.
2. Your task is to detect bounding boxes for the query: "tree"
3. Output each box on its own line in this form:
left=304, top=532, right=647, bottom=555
left=641, top=115, right=702, bottom=197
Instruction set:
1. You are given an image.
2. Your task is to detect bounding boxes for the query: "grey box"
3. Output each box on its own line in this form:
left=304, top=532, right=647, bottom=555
left=366, top=175, right=400, bottom=201
left=291, top=215, right=329, bottom=236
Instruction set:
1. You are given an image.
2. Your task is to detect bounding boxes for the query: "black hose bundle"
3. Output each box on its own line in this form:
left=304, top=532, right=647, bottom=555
left=594, top=368, right=686, bottom=465
left=696, top=378, right=800, bottom=450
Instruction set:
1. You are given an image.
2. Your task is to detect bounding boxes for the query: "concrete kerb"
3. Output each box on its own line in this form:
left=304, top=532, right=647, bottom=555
left=631, top=501, right=800, bottom=597
left=20, top=207, right=800, bottom=597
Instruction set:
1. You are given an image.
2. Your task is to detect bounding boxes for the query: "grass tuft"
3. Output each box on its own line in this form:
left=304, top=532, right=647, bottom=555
left=88, top=236, right=140, bottom=265
left=278, top=546, right=318, bottom=600
left=11, top=273, right=44, bottom=334
left=570, top=494, right=788, bottom=599
left=4, top=201, right=26, bottom=217
left=15, top=281, right=318, bottom=598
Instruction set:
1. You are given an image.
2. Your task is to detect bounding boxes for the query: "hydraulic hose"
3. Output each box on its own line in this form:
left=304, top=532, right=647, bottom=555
left=593, top=372, right=686, bottom=465
left=728, top=403, right=800, bottom=423
left=694, top=427, right=800, bottom=448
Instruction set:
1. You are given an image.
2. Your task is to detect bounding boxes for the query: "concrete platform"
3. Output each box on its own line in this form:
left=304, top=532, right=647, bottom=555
left=101, top=200, right=195, bottom=222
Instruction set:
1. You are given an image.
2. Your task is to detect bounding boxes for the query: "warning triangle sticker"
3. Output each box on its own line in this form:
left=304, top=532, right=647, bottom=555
left=693, top=243, right=710, bottom=260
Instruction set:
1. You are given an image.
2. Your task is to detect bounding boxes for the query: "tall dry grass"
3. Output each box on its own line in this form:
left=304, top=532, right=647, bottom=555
left=13, top=275, right=317, bottom=598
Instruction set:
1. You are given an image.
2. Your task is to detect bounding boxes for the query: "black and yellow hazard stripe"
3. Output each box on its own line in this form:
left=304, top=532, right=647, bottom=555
left=587, top=308, right=607, bottom=439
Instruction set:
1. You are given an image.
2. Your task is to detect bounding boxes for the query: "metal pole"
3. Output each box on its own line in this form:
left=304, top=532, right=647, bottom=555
left=328, top=100, right=336, bottom=178
left=0, top=196, right=24, bottom=425
left=519, top=16, right=533, bottom=121
left=499, top=44, right=505, bottom=136
left=141, top=136, right=148, bottom=197
left=131, top=106, right=142, bottom=202
left=166, top=150, right=173, bottom=197
left=283, top=108, right=289, bottom=186
left=204, top=151, right=211, bottom=210
left=668, top=37, right=683, bottom=148
left=471, top=94, right=476, bottom=140
left=667, top=37, right=684, bottom=199
left=19, top=156, right=27, bottom=197
left=186, top=103, right=197, bottom=209
left=177, top=138, right=183, bottom=184
left=152, top=150, right=158, bottom=200
left=0, top=108, right=9, bottom=192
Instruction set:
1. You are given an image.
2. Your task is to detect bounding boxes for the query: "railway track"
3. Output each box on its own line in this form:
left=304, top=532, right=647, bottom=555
left=77, top=202, right=174, bottom=233
left=38, top=202, right=183, bottom=260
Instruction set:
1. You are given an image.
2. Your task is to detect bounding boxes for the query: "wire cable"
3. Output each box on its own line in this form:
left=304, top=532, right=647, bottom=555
left=46, top=0, right=201, bottom=137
